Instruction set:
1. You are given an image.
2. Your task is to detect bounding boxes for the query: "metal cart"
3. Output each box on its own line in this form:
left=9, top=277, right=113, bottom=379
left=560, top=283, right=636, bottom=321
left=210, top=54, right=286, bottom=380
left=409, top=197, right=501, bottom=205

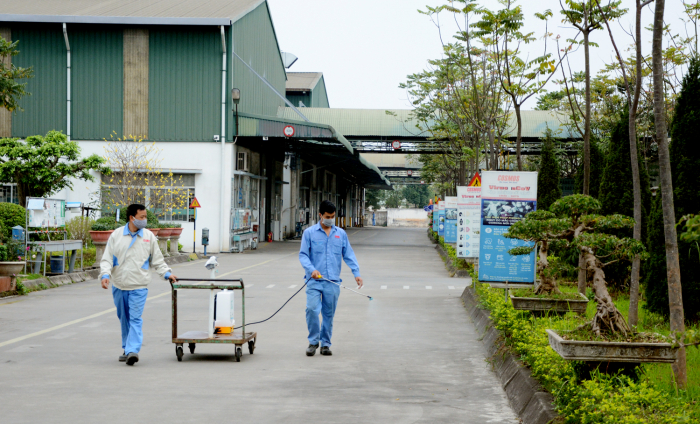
left=171, top=278, right=256, bottom=362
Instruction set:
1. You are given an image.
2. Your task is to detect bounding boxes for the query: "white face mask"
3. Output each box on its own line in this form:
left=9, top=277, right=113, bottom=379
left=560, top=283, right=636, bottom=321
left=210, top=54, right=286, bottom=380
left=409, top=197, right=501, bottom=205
left=321, top=218, right=334, bottom=228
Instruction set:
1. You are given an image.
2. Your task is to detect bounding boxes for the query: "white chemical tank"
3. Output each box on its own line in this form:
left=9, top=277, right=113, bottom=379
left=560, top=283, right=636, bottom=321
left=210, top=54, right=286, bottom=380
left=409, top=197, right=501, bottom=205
left=214, top=290, right=235, bottom=334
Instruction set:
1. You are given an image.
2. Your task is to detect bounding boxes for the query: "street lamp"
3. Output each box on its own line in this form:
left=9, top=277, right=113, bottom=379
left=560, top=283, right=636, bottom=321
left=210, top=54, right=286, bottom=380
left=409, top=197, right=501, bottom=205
left=232, top=88, right=240, bottom=136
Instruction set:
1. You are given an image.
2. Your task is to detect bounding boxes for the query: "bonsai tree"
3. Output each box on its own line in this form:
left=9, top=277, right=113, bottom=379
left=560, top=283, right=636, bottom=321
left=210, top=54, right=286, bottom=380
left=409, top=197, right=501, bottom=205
left=505, top=195, right=646, bottom=337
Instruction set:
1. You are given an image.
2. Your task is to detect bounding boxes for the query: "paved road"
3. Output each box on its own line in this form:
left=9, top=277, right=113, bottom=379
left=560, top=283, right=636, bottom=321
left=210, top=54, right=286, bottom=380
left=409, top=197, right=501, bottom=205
left=0, top=227, right=517, bottom=424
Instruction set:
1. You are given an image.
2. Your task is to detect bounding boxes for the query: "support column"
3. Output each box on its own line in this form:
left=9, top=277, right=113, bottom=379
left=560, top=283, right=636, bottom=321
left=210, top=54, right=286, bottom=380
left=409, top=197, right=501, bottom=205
left=264, top=152, right=274, bottom=237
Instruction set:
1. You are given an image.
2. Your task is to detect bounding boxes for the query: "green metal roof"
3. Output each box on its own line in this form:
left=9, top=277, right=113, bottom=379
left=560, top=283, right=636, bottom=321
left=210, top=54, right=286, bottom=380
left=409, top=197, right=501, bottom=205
left=277, top=107, right=576, bottom=140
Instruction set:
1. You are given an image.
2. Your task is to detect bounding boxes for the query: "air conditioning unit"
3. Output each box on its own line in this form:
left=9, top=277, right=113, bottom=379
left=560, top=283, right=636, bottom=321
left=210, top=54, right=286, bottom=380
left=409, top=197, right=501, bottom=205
left=237, top=152, right=249, bottom=172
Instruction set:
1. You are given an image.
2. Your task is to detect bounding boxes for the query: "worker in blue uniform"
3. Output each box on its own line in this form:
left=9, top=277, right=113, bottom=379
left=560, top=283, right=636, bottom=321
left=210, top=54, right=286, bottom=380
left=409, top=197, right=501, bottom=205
left=299, top=200, right=363, bottom=356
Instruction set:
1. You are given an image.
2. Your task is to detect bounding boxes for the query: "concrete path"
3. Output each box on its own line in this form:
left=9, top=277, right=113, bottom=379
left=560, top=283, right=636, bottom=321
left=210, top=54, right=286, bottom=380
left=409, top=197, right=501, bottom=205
left=0, top=227, right=517, bottom=424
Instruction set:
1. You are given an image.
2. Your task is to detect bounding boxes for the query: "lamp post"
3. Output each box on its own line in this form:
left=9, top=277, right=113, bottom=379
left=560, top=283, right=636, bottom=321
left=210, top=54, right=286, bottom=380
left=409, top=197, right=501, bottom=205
left=232, top=88, right=240, bottom=136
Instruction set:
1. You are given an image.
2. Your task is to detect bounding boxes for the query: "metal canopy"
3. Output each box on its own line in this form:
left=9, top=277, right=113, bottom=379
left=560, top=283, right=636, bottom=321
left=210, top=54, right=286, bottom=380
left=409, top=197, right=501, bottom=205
left=235, top=112, right=391, bottom=189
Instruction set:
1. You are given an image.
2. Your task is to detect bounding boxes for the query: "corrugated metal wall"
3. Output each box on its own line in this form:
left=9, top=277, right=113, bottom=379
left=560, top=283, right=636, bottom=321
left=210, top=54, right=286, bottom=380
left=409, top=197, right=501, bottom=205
left=149, top=27, right=220, bottom=141
left=0, top=27, right=11, bottom=137
left=11, top=24, right=67, bottom=137
left=71, top=26, right=123, bottom=140
left=311, top=76, right=329, bottom=108
left=123, top=29, right=149, bottom=139
left=231, top=2, right=286, bottom=124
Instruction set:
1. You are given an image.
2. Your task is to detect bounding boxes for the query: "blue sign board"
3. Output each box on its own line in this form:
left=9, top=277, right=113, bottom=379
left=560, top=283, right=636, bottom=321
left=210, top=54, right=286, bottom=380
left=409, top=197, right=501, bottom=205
left=432, top=209, right=439, bottom=232
left=438, top=210, right=445, bottom=236
left=477, top=171, right=539, bottom=283
left=444, top=204, right=457, bottom=243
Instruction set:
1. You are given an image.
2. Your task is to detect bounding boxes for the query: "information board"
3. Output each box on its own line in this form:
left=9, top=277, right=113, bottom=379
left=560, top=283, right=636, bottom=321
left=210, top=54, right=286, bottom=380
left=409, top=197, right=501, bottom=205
left=432, top=203, right=439, bottom=232
left=27, top=198, right=66, bottom=228
left=437, top=201, right=445, bottom=236
left=457, top=186, right=482, bottom=258
left=444, top=197, right=458, bottom=243
left=478, top=171, right=538, bottom=283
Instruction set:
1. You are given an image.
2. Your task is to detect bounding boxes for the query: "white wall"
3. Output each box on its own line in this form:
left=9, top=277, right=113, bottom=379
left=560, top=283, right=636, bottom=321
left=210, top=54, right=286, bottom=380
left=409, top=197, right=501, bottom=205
left=55, top=140, right=234, bottom=253
left=386, top=208, right=429, bottom=227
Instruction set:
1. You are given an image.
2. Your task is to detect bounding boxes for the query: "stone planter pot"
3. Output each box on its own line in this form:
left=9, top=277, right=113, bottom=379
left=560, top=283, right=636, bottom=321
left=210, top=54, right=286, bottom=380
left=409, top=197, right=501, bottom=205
left=170, top=228, right=183, bottom=237
left=0, top=261, right=25, bottom=276
left=89, top=230, right=114, bottom=244
left=148, top=228, right=160, bottom=237
left=0, top=276, right=13, bottom=292
left=546, top=329, right=678, bottom=364
left=510, top=293, right=589, bottom=316
left=157, top=228, right=173, bottom=238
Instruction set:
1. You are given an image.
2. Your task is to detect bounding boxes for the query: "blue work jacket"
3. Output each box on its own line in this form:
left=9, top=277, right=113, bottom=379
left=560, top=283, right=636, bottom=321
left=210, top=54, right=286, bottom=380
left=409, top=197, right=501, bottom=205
left=299, top=223, right=360, bottom=281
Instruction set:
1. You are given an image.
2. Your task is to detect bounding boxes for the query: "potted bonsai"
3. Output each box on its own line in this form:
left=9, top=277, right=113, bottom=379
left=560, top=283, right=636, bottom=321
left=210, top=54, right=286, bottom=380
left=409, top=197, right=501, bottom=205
left=508, top=195, right=676, bottom=364
left=504, top=209, right=589, bottom=315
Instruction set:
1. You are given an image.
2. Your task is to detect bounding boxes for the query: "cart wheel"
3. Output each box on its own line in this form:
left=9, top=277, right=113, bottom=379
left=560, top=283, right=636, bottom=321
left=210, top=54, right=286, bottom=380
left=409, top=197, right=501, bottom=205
left=248, top=339, right=255, bottom=354
left=176, top=346, right=184, bottom=362
left=188, top=343, right=195, bottom=354
left=235, top=347, right=242, bottom=362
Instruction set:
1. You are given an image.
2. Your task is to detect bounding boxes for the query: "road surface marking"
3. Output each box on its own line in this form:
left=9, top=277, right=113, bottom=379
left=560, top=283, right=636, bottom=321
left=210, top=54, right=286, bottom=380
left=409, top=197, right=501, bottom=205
left=247, top=284, right=254, bottom=288
left=381, top=285, right=387, bottom=290
left=403, top=286, right=409, bottom=289
left=426, top=286, right=432, bottom=290
left=80, top=322, right=103, bottom=328
left=266, top=284, right=275, bottom=288
left=0, top=256, right=284, bottom=349
left=289, top=285, right=297, bottom=289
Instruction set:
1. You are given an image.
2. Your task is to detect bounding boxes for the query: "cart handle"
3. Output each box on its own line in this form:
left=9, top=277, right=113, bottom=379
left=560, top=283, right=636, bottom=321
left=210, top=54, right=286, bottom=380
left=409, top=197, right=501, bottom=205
left=175, top=278, right=243, bottom=282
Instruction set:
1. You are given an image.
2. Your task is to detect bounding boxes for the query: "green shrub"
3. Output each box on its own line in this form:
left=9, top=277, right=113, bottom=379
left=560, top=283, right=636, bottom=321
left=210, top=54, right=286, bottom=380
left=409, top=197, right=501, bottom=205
left=91, top=216, right=122, bottom=231
left=65, top=216, right=94, bottom=244
left=471, top=273, right=692, bottom=423
left=0, top=202, right=27, bottom=242
left=0, top=244, right=7, bottom=261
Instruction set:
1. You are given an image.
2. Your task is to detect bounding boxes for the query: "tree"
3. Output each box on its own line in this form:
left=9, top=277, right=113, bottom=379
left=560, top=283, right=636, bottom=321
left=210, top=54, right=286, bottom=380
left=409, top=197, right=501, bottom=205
left=598, top=108, right=651, bottom=225
left=384, top=188, right=404, bottom=208
left=652, top=0, right=687, bottom=389
left=560, top=0, right=625, bottom=195
left=100, top=135, right=190, bottom=219
left=573, top=138, right=604, bottom=198
left=403, top=184, right=431, bottom=208
left=537, top=128, right=562, bottom=211
left=0, top=131, right=108, bottom=207
left=365, top=189, right=385, bottom=209
left=475, top=1, right=567, bottom=171
left=506, top=194, right=645, bottom=336
left=0, top=36, right=32, bottom=112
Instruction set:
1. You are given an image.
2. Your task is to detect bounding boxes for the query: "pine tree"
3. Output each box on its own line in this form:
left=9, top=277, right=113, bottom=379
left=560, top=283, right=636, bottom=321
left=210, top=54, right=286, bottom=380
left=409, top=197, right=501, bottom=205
left=645, top=57, right=700, bottom=321
left=598, top=108, right=652, bottom=225
left=537, top=128, right=562, bottom=211
left=574, top=138, right=604, bottom=198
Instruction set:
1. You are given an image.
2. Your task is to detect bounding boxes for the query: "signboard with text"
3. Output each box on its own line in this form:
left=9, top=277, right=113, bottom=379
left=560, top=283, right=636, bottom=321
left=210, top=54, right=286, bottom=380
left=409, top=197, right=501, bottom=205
left=478, top=171, right=538, bottom=283
left=456, top=186, right=482, bottom=258
left=437, top=201, right=446, bottom=236
left=444, top=197, right=458, bottom=243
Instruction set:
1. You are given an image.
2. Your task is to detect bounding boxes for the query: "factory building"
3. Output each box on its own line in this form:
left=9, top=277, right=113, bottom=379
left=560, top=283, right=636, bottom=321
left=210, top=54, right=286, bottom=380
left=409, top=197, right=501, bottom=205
left=0, top=0, right=390, bottom=253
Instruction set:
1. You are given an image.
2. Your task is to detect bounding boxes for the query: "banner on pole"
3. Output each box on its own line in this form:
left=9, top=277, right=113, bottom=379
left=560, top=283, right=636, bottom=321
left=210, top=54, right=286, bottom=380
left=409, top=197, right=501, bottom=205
left=444, top=197, right=458, bottom=243
left=478, top=171, right=538, bottom=283
left=456, top=186, right=481, bottom=258
left=437, top=201, right=445, bottom=236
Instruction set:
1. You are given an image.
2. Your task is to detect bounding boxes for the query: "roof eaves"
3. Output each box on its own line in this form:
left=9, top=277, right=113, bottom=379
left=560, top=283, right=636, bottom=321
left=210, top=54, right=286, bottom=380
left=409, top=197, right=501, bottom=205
left=0, top=13, right=232, bottom=25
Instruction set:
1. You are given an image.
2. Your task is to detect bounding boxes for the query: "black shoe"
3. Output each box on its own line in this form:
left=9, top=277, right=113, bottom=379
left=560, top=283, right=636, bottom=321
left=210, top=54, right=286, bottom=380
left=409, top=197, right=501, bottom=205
left=125, top=352, right=139, bottom=366
left=306, top=344, right=319, bottom=356
left=320, top=346, right=332, bottom=356
left=119, top=351, right=127, bottom=362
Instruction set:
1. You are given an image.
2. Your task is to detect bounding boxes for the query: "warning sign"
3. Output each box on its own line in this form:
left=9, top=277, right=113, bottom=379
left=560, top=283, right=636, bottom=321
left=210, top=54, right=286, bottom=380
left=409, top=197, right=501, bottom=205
left=189, top=197, right=202, bottom=208
left=468, top=172, right=481, bottom=187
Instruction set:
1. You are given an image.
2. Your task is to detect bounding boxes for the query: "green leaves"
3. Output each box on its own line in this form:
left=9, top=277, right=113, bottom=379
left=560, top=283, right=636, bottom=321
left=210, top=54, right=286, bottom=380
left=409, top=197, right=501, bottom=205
left=549, top=194, right=602, bottom=219
left=0, top=36, right=33, bottom=112
left=0, top=131, right=109, bottom=206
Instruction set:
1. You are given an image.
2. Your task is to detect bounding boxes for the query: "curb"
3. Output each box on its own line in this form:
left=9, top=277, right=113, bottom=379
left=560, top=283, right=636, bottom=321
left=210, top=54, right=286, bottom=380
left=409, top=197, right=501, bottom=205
left=428, top=229, right=470, bottom=278
left=20, top=253, right=196, bottom=291
left=461, top=286, right=559, bottom=424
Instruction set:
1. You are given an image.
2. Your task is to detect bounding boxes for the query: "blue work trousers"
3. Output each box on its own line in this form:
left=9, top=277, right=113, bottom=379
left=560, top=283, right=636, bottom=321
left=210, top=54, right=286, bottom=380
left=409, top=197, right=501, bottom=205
left=112, top=286, right=148, bottom=354
left=305, top=279, right=341, bottom=347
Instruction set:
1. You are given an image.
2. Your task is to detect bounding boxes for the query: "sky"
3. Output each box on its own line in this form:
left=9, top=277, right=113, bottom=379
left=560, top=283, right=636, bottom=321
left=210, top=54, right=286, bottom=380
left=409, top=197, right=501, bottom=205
left=267, top=0, right=690, bottom=110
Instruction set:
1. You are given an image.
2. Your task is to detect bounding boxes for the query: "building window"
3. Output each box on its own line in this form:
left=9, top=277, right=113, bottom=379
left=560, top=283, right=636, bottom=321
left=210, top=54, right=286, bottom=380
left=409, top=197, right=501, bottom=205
left=101, top=173, right=195, bottom=222
left=0, top=184, right=19, bottom=204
